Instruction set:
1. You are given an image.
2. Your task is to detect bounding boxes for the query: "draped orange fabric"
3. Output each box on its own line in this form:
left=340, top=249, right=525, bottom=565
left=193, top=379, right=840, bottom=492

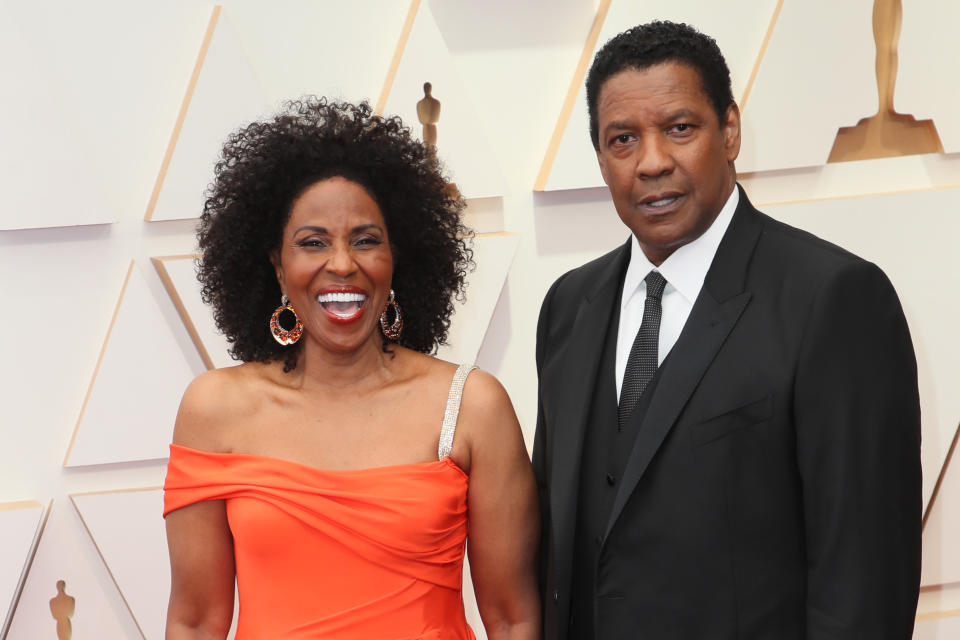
left=163, top=443, right=475, bottom=640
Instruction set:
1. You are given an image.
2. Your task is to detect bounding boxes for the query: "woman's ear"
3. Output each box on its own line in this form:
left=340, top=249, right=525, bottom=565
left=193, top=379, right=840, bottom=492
left=269, top=250, right=284, bottom=294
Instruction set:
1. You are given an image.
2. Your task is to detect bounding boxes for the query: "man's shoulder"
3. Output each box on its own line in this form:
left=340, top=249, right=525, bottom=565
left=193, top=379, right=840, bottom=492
left=750, top=206, right=869, bottom=276
left=546, top=242, right=628, bottom=303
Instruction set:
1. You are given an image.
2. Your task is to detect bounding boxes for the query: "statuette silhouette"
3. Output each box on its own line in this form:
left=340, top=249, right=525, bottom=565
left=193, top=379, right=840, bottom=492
left=49, top=580, right=75, bottom=640
left=415, top=81, right=460, bottom=200
left=417, top=82, right=441, bottom=146
left=828, top=0, right=943, bottom=162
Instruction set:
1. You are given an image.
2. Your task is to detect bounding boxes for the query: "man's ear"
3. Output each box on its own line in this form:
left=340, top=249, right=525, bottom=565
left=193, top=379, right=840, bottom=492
left=596, top=147, right=610, bottom=186
left=723, top=102, right=742, bottom=163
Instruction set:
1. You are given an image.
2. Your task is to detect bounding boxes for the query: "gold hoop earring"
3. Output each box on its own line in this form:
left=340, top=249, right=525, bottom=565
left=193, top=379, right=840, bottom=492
left=379, top=289, right=403, bottom=341
left=270, top=294, right=303, bottom=345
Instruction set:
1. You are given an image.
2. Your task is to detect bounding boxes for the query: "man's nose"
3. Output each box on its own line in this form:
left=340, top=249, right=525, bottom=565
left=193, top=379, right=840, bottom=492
left=634, top=136, right=674, bottom=178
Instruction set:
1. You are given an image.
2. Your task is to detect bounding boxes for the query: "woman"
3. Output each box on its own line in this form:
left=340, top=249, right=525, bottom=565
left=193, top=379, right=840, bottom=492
left=163, top=98, right=540, bottom=639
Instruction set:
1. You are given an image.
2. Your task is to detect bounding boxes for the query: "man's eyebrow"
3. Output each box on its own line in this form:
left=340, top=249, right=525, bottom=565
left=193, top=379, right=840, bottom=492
left=603, top=120, right=633, bottom=133
left=602, top=109, right=700, bottom=134
left=664, top=108, right=698, bottom=121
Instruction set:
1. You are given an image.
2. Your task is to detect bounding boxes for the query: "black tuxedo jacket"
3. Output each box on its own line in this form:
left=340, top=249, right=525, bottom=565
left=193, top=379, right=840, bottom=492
left=532, top=188, right=922, bottom=639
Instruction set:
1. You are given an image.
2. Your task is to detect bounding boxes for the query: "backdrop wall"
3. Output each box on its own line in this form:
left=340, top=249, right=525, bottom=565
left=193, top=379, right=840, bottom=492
left=1, top=1, right=958, bottom=637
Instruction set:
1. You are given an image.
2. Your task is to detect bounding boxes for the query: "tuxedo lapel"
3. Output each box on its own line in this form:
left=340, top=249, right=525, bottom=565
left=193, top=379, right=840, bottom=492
left=604, top=188, right=764, bottom=539
left=546, top=241, right=630, bottom=569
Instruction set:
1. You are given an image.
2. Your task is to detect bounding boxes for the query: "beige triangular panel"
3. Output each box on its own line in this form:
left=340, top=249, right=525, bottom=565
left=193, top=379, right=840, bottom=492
left=921, top=424, right=960, bottom=587
left=382, top=1, right=506, bottom=199
left=5, top=500, right=139, bottom=639
left=153, top=255, right=235, bottom=370
left=737, top=0, right=878, bottom=172
left=763, top=188, right=960, bottom=510
left=538, top=0, right=780, bottom=191
left=914, top=611, right=960, bottom=640
left=436, top=233, right=519, bottom=364
left=0, top=501, right=48, bottom=638
left=147, top=2, right=414, bottom=222
left=897, top=0, right=960, bottom=154
left=225, top=0, right=409, bottom=104
left=147, top=7, right=270, bottom=222
left=64, top=262, right=196, bottom=467
left=70, top=489, right=167, bottom=640
left=0, top=23, right=115, bottom=229
left=740, top=154, right=960, bottom=208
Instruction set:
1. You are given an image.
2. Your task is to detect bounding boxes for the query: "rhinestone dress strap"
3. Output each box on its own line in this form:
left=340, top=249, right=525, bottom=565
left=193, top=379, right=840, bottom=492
left=438, top=364, right=477, bottom=460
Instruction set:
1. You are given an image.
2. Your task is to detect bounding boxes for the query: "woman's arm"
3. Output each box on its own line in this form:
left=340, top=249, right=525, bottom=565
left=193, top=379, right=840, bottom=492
left=165, top=374, right=238, bottom=639
left=458, top=371, right=540, bottom=640
left=166, top=502, right=235, bottom=639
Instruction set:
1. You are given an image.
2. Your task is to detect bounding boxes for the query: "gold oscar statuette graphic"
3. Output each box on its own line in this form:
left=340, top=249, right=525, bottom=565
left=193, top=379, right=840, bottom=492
left=49, top=580, right=75, bottom=640
left=828, top=0, right=943, bottom=162
left=417, top=82, right=441, bottom=147
left=416, top=81, right=461, bottom=200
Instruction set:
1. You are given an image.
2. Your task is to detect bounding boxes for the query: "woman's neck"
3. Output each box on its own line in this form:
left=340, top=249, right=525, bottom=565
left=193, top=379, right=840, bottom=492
left=285, top=336, right=402, bottom=393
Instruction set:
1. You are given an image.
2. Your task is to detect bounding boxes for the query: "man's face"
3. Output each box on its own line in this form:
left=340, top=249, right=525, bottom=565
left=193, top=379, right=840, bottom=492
left=595, top=62, right=741, bottom=265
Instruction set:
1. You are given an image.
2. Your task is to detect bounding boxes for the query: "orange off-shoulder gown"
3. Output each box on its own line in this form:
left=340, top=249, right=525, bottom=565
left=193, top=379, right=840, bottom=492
left=163, top=442, right=476, bottom=639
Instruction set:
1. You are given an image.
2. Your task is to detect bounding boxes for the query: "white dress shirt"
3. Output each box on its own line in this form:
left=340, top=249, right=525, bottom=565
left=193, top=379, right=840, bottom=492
left=615, top=187, right=740, bottom=400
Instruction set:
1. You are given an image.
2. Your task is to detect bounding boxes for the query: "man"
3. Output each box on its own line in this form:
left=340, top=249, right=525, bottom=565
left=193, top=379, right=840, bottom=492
left=532, top=21, right=921, bottom=640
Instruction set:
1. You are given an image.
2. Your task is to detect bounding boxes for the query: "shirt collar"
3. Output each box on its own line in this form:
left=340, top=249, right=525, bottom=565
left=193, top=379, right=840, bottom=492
left=621, top=185, right=739, bottom=308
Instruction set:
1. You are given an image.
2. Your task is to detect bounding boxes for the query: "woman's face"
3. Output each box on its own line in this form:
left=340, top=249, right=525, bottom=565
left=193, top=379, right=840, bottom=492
left=273, top=176, right=394, bottom=355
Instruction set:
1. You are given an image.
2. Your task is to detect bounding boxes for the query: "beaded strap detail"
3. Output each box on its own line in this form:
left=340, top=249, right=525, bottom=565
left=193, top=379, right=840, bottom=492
left=438, top=364, right=477, bottom=460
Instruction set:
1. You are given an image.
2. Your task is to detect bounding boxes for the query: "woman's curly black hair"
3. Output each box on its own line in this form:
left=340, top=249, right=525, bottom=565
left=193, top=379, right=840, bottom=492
left=196, top=97, right=473, bottom=371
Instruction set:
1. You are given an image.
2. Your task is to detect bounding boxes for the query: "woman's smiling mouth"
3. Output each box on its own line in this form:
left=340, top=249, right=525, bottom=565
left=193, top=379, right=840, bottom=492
left=317, top=290, right=367, bottom=323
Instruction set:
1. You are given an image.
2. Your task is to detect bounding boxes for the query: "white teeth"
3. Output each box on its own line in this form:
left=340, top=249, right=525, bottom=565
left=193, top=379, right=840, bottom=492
left=317, top=292, right=367, bottom=303
left=648, top=196, right=678, bottom=207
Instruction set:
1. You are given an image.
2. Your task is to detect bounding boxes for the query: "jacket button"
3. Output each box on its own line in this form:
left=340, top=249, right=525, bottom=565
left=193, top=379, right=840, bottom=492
left=553, top=590, right=559, bottom=602
left=606, top=473, right=616, bottom=486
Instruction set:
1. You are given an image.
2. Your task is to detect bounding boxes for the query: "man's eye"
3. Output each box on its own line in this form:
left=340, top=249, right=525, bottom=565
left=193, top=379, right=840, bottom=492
left=672, top=123, right=691, bottom=133
left=612, top=133, right=633, bottom=145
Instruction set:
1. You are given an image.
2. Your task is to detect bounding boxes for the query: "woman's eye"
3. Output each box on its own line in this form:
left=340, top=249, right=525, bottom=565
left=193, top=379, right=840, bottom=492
left=298, top=239, right=326, bottom=248
left=355, top=236, right=381, bottom=246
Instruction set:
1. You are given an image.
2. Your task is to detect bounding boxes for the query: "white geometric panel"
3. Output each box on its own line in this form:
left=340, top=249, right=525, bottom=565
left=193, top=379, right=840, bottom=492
left=153, top=255, right=235, bottom=370
left=0, top=21, right=115, bottom=230
left=737, top=0, right=877, bottom=172
left=0, top=501, right=48, bottom=639
left=147, top=7, right=271, bottom=222
left=146, top=1, right=414, bottom=222
left=5, top=500, right=139, bottom=639
left=763, top=188, right=960, bottom=510
left=740, top=154, right=960, bottom=208
left=897, top=0, right=960, bottom=154
left=914, top=612, right=960, bottom=640
left=383, top=1, right=506, bottom=199
left=539, top=0, right=780, bottom=191
left=70, top=489, right=167, bottom=640
left=224, top=0, right=410, bottom=105
left=436, top=233, right=519, bottom=364
left=921, top=427, right=960, bottom=587
left=64, top=261, right=196, bottom=467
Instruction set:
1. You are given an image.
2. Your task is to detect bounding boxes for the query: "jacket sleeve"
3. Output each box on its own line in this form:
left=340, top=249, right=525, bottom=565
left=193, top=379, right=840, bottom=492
left=532, top=274, right=566, bottom=603
left=794, top=260, right=922, bottom=639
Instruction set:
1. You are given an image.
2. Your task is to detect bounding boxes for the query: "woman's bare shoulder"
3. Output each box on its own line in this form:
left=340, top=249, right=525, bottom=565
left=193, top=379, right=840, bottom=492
left=460, top=367, right=513, bottom=417
left=172, top=362, right=271, bottom=451
left=457, top=367, right=519, bottom=442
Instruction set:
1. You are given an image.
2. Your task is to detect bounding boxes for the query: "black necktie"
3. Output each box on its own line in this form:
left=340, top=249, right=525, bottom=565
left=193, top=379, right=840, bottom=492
left=618, top=270, right=667, bottom=430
